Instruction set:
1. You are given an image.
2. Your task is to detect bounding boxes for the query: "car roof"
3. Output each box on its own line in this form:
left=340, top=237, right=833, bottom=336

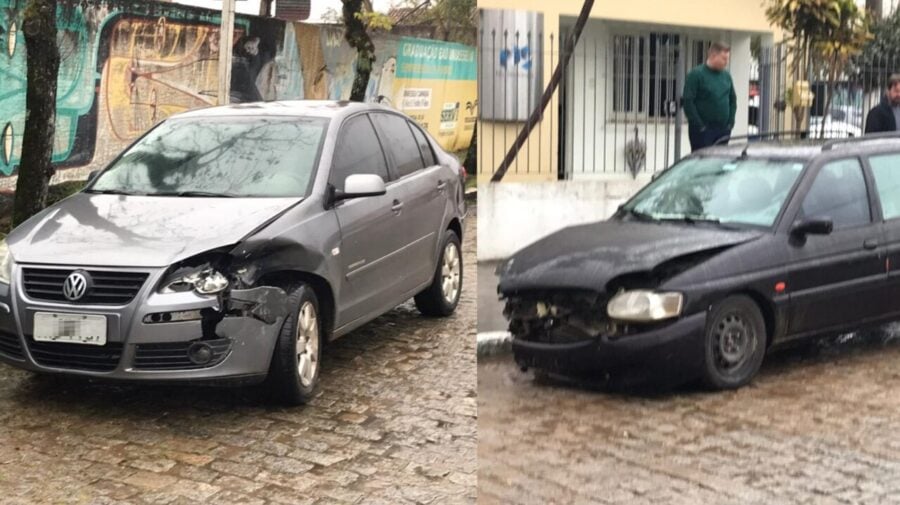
left=694, top=135, right=900, bottom=161
left=172, top=100, right=398, bottom=122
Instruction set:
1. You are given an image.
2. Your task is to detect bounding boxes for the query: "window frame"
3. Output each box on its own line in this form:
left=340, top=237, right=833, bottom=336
left=864, top=151, right=900, bottom=223
left=606, top=30, right=720, bottom=123
left=792, top=155, right=877, bottom=232
left=370, top=112, right=428, bottom=181
left=329, top=112, right=392, bottom=190
left=407, top=120, right=438, bottom=168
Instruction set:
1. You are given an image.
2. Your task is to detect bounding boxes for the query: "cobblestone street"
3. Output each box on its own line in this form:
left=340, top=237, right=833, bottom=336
left=0, top=216, right=476, bottom=505
left=479, top=330, right=900, bottom=505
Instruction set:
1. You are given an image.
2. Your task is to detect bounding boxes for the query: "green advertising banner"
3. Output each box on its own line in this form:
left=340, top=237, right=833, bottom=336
left=396, top=37, right=477, bottom=81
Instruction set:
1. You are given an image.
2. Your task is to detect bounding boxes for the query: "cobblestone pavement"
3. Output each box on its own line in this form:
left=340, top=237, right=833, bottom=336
left=0, top=215, right=476, bottom=505
left=479, top=329, right=900, bottom=505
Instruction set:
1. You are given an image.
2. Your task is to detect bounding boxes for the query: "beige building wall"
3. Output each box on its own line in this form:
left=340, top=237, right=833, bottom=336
left=477, top=0, right=780, bottom=183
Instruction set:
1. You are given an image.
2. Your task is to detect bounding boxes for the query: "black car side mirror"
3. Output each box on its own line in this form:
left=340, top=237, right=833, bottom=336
left=792, top=218, right=833, bottom=237
left=87, top=170, right=99, bottom=182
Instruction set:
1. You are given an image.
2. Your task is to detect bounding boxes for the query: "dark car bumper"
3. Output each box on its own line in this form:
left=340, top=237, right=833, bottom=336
left=512, top=311, right=708, bottom=381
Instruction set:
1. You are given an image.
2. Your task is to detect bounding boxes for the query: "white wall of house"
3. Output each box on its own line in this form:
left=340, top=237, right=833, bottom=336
left=477, top=178, right=652, bottom=261
left=560, top=20, right=753, bottom=180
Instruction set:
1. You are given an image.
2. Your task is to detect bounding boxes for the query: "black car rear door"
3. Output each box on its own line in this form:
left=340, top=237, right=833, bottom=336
left=866, top=151, right=900, bottom=319
left=785, top=157, right=887, bottom=336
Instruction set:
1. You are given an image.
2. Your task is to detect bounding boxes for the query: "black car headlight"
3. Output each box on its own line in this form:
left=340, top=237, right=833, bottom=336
left=607, top=290, right=683, bottom=322
left=161, top=268, right=229, bottom=295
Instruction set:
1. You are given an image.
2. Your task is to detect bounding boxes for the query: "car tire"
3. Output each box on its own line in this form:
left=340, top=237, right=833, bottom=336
left=700, top=295, right=767, bottom=390
left=266, top=284, right=322, bottom=406
left=414, top=229, right=463, bottom=317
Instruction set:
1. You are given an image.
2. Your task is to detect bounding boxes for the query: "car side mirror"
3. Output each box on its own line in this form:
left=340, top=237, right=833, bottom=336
left=792, top=218, right=833, bottom=237
left=87, top=170, right=99, bottom=182
left=334, top=174, right=386, bottom=202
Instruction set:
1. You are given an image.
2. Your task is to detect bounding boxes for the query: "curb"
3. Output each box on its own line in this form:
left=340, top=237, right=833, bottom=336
left=477, top=331, right=512, bottom=357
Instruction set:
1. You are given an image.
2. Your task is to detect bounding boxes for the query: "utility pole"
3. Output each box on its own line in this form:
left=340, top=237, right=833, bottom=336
left=259, top=0, right=273, bottom=17
left=217, top=0, right=236, bottom=105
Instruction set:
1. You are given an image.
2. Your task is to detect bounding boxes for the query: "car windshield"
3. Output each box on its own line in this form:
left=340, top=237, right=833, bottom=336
left=622, top=156, right=807, bottom=227
left=88, top=116, right=329, bottom=197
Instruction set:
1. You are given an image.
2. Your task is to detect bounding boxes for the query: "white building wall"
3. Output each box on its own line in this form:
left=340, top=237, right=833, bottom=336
left=562, top=21, right=754, bottom=181
left=477, top=179, right=651, bottom=261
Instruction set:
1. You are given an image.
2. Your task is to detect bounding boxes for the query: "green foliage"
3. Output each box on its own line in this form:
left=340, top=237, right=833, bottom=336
left=765, top=0, right=871, bottom=128
left=355, top=11, right=393, bottom=32
left=427, top=0, right=476, bottom=45
left=853, top=8, right=900, bottom=88
left=766, top=0, right=870, bottom=77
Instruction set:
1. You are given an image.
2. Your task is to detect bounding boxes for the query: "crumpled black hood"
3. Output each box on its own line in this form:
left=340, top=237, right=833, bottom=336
left=497, top=219, right=762, bottom=294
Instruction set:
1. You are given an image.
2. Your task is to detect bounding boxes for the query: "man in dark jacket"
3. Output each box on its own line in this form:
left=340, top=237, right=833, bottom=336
left=683, top=42, right=737, bottom=151
left=865, top=74, right=900, bottom=134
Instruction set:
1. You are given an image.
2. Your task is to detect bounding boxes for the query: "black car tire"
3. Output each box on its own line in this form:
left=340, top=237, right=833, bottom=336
left=266, top=284, right=322, bottom=406
left=415, top=230, right=463, bottom=317
left=701, top=295, right=767, bottom=390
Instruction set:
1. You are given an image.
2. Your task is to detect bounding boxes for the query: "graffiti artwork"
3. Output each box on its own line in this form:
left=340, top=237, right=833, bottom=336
left=0, top=0, right=475, bottom=187
left=0, top=0, right=302, bottom=179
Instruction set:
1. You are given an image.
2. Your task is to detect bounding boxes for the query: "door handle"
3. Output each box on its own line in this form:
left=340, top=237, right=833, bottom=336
left=864, top=238, right=879, bottom=250
left=391, top=200, right=404, bottom=213
left=437, top=179, right=447, bottom=191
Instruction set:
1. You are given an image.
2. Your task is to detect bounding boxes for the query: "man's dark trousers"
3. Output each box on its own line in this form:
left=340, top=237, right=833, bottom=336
left=688, top=125, right=731, bottom=151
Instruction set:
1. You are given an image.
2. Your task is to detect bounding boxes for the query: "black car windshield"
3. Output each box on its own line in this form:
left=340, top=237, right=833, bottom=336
left=88, top=116, right=329, bottom=197
left=622, top=156, right=806, bottom=227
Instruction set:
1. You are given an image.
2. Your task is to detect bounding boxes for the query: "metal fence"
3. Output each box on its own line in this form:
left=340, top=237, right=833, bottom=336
left=755, top=45, right=900, bottom=140
left=479, top=27, right=900, bottom=182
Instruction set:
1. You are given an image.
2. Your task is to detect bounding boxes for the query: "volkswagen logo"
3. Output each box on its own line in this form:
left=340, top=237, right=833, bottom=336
left=62, top=271, right=91, bottom=301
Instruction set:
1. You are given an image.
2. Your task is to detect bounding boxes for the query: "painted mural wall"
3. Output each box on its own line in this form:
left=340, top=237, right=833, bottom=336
left=0, top=0, right=476, bottom=191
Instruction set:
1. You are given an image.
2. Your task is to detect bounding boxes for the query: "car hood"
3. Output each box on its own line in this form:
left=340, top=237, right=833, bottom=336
left=497, top=219, right=763, bottom=294
left=8, top=194, right=299, bottom=267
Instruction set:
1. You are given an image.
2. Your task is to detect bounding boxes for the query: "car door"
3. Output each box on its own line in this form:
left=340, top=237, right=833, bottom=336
left=330, top=114, right=407, bottom=326
left=370, top=113, right=445, bottom=292
left=786, top=157, right=886, bottom=335
left=866, top=151, right=900, bottom=318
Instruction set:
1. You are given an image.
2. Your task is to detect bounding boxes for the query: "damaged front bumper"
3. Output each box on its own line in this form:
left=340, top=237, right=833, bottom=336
left=512, top=312, right=708, bottom=380
left=0, top=266, right=289, bottom=384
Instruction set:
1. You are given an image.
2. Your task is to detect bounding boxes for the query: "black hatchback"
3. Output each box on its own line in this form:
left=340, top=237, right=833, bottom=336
left=498, top=134, right=900, bottom=389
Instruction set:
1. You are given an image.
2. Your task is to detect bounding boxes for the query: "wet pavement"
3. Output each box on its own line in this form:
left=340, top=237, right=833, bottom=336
left=0, top=215, right=476, bottom=504
left=479, top=328, right=900, bottom=505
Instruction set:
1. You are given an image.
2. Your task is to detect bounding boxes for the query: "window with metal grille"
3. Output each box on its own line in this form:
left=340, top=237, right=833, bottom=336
left=610, top=33, right=717, bottom=119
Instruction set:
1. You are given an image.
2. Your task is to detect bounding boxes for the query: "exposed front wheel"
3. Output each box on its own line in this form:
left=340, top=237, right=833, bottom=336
left=266, top=284, right=322, bottom=405
left=701, top=295, right=767, bottom=390
left=414, top=230, right=462, bottom=317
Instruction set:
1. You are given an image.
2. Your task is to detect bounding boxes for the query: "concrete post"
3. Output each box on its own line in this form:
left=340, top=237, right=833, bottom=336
left=217, top=0, right=236, bottom=105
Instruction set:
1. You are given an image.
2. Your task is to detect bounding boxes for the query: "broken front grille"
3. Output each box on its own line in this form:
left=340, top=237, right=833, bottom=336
left=22, top=268, right=149, bottom=305
left=504, top=290, right=612, bottom=344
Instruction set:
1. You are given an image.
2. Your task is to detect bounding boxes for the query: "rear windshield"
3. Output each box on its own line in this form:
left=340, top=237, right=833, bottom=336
left=623, top=156, right=807, bottom=227
left=88, top=117, right=329, bottom=198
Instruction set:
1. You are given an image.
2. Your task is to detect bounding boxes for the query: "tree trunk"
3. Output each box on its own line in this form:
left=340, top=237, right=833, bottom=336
left=13, top=0, right=59, bottom=228
left=819, top=53, right=839, bottom=139
left=342, top=0, right=375, bottom=102
left=463, top=123, right=476, bottom=175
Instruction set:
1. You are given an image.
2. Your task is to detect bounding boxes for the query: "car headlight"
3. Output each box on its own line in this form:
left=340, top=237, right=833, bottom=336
left=0, top=239, right=12, bottom=284
left=162, top=268, right=229, bottom=295
left=607, top=290, right=683, bottom=322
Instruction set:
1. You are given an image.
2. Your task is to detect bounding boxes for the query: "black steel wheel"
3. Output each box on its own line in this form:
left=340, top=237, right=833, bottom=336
left=701, top=295, right=767, bottom=390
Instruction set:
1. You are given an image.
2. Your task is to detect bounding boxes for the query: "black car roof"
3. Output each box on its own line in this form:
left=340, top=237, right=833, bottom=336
left=694, top=134, right=900, bottom=161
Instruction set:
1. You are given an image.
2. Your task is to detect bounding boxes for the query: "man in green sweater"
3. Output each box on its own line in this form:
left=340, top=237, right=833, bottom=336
left=683, top=42, right=737, bottom=151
